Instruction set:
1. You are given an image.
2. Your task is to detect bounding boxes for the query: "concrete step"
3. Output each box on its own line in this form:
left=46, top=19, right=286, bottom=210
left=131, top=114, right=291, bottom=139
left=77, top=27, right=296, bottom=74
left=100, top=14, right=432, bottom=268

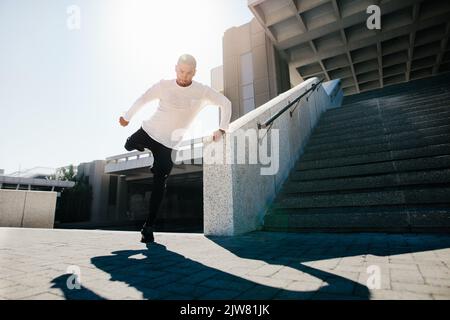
left=338, top=88, right=450, bottom=106
left=336, top=91, right=450, bottom=115
left=378, top=89, right=450, bottom=103
left=272, top=185, right=450, bottom=209
left=322, top=96, right=450, bottom=123
left=311, top=117, right=450, bottom=142
left=320, top=103, right=450, bottom=125
left=297, top=144, right=450, bottom=170
left=263, top=205, right=450, bottom=232
left=340, top=86, right=449, bottom=109
left=315, top=108, right=450, bottom=134
left=322, top=103, right=450, bottom=127
left=341, top=74, right=450, bottom=104
left=341, top=89, right=450, bottom=108
left=293, top=155, right=450, bottom=180
left=310, top=123, right=450, bottom=147
left=301, top=134, right=450, bottom=161
left=283, top=168, right=450, bottom=193
left=312, top=113, right=450, bottom=138
left=306, top=124, right=450, bottom=153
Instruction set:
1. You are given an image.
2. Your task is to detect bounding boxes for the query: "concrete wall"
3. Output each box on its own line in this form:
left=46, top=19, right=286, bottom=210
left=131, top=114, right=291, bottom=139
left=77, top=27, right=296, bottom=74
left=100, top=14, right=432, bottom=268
left=76, top=160, right=132, bottom=224
left=203, top=78, right=335, bottom=236
left=77, top=160, right=111, bottom=223
left=0, top=189, right=56, bottom=228
left=211, top=65, right=224, bottom=94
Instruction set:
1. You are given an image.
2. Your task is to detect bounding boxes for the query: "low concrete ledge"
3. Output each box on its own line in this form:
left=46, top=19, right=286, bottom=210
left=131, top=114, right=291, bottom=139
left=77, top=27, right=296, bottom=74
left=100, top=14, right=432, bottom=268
left=0, top=175, right=75, bottom=189
left=0, top=189, right=57, bottom=228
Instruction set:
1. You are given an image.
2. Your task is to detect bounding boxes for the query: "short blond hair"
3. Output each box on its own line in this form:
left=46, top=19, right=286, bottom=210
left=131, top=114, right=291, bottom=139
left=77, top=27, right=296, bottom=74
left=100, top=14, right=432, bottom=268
left=177, top=54, right=197, bottom=69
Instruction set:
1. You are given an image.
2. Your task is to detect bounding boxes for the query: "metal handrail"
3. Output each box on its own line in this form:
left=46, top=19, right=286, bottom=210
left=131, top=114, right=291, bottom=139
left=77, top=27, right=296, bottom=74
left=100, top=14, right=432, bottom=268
left=257, top=78, right=325, bottom=130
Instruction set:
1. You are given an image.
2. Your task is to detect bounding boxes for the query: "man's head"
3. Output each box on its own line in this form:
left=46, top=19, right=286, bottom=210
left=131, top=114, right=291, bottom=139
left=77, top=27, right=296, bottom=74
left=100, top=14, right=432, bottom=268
left=175, top=54, right=196, bottom=87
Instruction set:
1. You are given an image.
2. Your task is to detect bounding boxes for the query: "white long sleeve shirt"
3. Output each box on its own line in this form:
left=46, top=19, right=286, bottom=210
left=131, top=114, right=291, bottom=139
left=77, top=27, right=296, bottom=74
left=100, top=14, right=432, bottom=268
left=123, top=79, right=232, bottom=150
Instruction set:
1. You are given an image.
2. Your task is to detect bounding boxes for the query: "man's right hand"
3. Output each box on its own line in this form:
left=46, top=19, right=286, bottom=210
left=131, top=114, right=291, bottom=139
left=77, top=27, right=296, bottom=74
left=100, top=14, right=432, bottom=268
left=119, top=116, right=129, bottom=127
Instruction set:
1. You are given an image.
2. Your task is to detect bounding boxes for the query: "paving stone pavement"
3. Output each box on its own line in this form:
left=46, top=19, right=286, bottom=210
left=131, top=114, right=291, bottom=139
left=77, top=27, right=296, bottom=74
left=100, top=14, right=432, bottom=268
left=0, top=227, right=449, bottom=300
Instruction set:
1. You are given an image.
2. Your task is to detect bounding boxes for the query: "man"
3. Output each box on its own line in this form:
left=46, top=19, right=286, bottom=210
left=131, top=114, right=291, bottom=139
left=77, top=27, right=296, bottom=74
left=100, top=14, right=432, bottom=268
left=119, top=54, right=232, bottom=243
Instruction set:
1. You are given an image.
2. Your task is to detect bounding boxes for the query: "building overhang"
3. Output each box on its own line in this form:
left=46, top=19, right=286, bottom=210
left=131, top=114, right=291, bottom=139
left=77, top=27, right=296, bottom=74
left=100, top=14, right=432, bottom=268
left=248, top=0, right=450, bottom=95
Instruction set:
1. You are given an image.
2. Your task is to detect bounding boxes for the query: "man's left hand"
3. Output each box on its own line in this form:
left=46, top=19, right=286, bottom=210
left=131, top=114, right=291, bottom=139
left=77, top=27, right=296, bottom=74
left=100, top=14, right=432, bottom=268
left=213, top=129, right=226, bottom=142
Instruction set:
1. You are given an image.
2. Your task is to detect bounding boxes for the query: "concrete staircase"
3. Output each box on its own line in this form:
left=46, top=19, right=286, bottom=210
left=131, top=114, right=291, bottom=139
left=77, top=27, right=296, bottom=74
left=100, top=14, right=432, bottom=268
left=264, top=76, right=450, bottom=233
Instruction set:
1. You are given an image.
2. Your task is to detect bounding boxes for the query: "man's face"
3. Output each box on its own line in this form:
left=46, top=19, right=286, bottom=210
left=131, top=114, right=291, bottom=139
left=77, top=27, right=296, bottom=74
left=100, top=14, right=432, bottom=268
left=175, top=63, right=196, bottom=86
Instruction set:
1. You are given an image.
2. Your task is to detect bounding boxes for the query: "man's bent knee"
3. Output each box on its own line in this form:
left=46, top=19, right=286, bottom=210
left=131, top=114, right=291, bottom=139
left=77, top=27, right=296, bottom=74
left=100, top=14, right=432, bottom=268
left=124, top=137, right=145, bottom=152
left=124, top=138, right=134, bottom=151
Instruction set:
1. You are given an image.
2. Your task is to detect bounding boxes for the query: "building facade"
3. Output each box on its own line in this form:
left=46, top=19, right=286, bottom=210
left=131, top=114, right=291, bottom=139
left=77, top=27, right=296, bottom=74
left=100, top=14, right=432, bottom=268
left=223, top=18, right=291, bottom=121
left=221, top=0, right=450, bottom=103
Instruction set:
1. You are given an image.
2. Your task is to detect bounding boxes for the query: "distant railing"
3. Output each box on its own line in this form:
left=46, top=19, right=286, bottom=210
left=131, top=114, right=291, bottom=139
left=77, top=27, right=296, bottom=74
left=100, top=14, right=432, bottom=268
left=257, top=78, right=325, bottom=130
left=0, top=175, right=75, bottom=191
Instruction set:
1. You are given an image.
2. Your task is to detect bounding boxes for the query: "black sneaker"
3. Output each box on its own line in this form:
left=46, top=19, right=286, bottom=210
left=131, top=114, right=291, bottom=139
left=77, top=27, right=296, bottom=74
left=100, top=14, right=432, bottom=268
left=140, top=224, right=154, bottom=243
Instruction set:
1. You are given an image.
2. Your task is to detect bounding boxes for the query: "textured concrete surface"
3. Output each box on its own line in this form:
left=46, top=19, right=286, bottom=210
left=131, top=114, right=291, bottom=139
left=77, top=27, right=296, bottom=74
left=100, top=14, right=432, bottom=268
left=265, top=83, right=450, bottom=233
left=203, top=78, right=333, bottom=236
left=0, top=190, right=56, bottom=228
left=0, top=227, right=449, bottom=300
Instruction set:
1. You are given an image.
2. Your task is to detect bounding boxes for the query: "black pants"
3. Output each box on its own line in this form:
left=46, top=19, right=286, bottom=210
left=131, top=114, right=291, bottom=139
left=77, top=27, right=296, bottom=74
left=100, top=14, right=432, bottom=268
left=124, top=127, right=174, bottom=227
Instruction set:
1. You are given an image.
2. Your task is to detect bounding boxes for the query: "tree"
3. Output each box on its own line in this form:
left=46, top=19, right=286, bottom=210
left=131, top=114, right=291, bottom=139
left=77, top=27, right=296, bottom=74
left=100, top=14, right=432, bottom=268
left=48, top=164, right=77, bottom=181
left=53, top=165, right=92, bottom=223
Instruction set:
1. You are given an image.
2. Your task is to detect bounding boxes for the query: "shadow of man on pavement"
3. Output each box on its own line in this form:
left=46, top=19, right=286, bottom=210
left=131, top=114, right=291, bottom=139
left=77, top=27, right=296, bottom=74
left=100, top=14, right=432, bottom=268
left=84, top=240, right=370, bottom=300
left=50, top=274, right=106, bottom=300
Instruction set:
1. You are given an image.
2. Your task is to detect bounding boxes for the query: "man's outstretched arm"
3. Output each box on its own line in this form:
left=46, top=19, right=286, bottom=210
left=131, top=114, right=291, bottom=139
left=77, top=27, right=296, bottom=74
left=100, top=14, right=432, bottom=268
left=203, top=87, right=232, bottom=141
left=119, top=81, right=162, bottom=127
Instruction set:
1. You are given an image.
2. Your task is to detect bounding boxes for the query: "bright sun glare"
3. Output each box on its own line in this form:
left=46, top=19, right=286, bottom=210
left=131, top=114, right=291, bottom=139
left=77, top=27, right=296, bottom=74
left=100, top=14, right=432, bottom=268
left=105, top=0, right=231, bottom=139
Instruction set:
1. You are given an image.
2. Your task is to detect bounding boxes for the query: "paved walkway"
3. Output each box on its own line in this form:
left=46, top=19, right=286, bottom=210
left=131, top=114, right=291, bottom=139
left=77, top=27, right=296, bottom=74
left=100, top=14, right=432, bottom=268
left=0, top=228, right=449, bottom=300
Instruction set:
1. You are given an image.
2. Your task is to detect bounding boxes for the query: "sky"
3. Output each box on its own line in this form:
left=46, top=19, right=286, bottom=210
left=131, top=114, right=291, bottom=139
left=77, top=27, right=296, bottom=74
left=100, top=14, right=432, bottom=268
left=0, top=0, right=254, bottom=175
